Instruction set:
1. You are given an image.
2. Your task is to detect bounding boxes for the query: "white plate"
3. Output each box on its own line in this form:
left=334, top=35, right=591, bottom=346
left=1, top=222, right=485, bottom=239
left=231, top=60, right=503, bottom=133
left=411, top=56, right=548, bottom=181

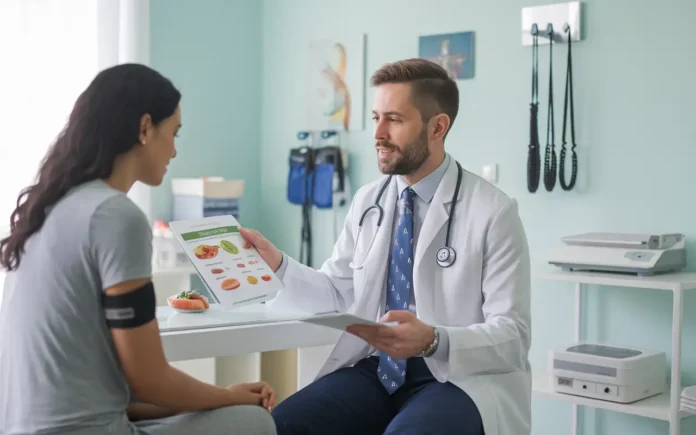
left=170, top=307, right=208, bottom=314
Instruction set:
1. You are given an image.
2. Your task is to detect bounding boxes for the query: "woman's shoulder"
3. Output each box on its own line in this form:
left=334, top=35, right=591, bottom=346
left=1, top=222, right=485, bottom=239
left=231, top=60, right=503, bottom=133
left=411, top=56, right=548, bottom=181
left=46, top=180, right=151, bottom=245
left=92, top=190, right=148, bottom=225
left=63, top=180, right=147, bottom=223
left=88, top=186, right=151, bottom=238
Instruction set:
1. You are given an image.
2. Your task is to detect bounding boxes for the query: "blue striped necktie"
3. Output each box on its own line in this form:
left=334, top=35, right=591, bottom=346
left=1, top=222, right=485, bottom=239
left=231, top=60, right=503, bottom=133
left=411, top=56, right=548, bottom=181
left=378, top=187, right=415, bottom=394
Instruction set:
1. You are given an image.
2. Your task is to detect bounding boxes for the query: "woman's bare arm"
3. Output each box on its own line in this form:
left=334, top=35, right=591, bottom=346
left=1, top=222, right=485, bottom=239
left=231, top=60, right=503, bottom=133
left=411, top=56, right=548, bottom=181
left=106, top=278, right=264, bottom=412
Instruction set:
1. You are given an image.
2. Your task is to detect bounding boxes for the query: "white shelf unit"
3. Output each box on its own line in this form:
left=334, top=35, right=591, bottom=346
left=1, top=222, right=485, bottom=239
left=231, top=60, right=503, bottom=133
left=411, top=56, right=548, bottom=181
left=535, top=269, right=696, bottom=435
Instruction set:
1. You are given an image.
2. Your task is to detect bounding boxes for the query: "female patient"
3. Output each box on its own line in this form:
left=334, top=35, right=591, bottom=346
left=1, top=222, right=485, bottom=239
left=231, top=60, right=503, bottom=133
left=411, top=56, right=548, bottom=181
left=0, top=64, right=277, bottom=435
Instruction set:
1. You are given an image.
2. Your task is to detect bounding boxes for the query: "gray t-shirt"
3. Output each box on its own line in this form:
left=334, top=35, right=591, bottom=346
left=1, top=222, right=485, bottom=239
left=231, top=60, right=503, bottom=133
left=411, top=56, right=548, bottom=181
left=0, top=179, right=152, bottom=434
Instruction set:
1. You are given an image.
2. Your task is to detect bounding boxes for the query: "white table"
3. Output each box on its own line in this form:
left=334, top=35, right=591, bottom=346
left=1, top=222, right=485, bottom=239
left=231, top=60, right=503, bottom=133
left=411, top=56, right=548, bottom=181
left=158, top=303, right=342, bottom=362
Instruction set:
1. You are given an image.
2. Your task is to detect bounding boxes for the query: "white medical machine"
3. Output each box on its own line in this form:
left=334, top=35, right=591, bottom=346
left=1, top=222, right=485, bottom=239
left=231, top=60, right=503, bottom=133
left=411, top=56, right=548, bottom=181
left=548, top=232, right=687, bottom=276
left=549, top=343, right=666, bottom=403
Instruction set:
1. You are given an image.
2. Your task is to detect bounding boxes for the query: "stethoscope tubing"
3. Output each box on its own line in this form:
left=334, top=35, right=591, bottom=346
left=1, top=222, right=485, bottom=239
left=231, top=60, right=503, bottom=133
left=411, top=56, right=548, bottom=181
left=350, top=160, right=463, bottom=270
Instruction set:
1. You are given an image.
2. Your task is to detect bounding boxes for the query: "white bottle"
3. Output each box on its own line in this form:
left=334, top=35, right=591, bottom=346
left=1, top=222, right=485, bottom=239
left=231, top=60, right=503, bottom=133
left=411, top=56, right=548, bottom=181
left=152, top=220, right=176, bottom=270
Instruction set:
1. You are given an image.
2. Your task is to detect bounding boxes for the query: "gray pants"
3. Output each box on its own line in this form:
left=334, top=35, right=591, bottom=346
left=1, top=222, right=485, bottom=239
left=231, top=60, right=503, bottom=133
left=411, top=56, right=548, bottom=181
left=131, top=405, right=277, bottom=435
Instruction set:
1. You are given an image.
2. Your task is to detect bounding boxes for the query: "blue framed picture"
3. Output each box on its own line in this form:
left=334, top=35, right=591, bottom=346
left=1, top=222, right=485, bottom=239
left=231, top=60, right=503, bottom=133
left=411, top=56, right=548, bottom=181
left=418, top=31, right=475, bottom=80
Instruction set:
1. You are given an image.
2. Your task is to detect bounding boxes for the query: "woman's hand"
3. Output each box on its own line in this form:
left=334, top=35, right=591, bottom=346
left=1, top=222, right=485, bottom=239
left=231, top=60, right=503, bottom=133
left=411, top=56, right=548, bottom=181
left=228, top=381, right=277, bottom=411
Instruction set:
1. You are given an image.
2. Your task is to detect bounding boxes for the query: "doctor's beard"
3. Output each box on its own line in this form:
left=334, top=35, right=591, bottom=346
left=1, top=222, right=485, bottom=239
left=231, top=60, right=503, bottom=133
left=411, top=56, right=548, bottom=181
left=376, top=127, right=430, bottom=176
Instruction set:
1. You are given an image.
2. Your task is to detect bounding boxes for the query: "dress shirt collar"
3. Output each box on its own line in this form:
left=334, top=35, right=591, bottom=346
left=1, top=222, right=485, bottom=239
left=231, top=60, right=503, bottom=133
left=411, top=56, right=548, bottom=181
left=395, top=153, right=451, bottom=203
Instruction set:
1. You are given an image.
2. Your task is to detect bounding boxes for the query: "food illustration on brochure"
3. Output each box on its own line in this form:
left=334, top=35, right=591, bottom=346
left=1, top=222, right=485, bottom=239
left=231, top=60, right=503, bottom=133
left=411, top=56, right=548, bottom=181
left=191, top=237, right=274, bottom=291
left=192, top=238, right=253, bottom=260
left=221, top=278, right=240, bottom=290
left=193, top=244, right=219, bottom=260
left=220, top=239, right=239, bottom=254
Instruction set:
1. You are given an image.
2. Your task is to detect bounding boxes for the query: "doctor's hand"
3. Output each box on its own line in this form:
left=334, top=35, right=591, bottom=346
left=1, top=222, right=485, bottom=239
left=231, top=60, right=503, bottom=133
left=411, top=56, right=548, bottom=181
left=346, top=310, right=435, bottom=360
left=238, top=227, right=283, bottom=272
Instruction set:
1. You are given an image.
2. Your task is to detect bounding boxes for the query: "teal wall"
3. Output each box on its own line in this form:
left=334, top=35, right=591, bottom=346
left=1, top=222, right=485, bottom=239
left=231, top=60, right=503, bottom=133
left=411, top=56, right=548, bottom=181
left=149, top=0, right=262, bottom=225
left=153, top=0, right=696, bottom=433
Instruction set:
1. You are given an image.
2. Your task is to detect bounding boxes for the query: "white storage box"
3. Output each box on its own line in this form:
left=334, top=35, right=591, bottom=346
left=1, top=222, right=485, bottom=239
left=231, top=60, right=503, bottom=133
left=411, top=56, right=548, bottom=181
left=171, top=177, right=244, bottom=221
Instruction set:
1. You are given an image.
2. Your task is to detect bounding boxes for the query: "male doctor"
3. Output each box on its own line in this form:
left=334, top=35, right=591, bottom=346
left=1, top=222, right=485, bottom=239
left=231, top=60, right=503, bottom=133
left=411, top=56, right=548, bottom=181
left=239, top=58, right=532, bottom=435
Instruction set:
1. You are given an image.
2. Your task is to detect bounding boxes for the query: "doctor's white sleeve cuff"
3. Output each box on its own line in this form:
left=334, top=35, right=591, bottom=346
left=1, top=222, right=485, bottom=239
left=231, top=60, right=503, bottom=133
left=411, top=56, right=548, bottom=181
left=275, top=252, right=289, bottom=280
left=430, top=326, right=450, bottom=361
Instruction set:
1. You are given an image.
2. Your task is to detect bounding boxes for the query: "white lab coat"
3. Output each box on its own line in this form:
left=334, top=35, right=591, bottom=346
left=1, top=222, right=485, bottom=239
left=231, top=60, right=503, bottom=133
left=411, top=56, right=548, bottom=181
left=271, top=157, right=532, bottom=435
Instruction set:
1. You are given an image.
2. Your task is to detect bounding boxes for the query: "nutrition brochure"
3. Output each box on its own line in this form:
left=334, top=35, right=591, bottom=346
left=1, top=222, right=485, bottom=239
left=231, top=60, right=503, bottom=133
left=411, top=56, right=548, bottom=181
left=168, top=215, right=284, bottom=309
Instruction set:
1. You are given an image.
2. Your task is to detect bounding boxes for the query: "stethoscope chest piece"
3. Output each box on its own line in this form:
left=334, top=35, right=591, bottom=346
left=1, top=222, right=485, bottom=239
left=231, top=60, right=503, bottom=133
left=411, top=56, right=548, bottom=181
left=436, top=246, right=456, bottom=268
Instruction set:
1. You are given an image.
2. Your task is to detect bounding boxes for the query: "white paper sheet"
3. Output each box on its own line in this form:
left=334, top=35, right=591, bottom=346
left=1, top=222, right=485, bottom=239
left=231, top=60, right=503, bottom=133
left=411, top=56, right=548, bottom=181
left=300, top=312, right=397, bottom=331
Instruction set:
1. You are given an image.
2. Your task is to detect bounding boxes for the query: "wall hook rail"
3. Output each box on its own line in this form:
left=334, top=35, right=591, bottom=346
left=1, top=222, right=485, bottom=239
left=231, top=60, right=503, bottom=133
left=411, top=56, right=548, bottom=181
left=522, top=1, right=582, bottom=46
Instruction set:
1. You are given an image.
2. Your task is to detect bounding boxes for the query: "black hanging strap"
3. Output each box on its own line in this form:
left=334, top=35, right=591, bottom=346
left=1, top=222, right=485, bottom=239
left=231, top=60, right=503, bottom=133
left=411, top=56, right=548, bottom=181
left=300, top=151, right=313, bottom=268
left=300, top=199, right=312, bottom=267
left=559, top=24, right=578, bottom=191
left=543, top=24, right=557, bottom=192
left=527, top=25, right=541, bottom=193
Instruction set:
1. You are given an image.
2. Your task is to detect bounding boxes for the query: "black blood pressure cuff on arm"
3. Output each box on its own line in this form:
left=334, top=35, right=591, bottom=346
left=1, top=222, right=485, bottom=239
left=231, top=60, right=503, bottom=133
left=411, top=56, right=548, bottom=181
left=103, top=281, right=156, bottom=328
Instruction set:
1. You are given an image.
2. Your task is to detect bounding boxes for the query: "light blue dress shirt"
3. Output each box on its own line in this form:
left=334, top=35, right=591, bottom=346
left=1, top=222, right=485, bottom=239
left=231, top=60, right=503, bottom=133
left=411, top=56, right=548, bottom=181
left=275, top=154, right=452, bottom=361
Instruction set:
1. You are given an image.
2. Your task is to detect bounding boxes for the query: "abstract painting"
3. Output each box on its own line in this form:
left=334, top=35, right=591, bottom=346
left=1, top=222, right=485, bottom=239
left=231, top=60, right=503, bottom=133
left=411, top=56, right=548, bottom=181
left=306, top=33, right=366, bottom=132
left=418, top=31, right=475, bottom=80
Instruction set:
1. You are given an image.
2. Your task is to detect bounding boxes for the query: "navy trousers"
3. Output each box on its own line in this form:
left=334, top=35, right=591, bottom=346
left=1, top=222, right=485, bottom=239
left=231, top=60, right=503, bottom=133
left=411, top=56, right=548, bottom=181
left=271, top=356, right=484, bottom=435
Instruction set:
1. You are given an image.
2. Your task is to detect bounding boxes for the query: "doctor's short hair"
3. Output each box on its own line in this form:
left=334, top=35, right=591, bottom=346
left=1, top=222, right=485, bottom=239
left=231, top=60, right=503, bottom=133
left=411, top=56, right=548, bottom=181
left=370, top=58, right=459, bottom=134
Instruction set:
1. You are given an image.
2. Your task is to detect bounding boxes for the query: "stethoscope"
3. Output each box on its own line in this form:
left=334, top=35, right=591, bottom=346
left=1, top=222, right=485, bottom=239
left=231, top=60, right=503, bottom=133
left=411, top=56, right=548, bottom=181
left=350, top=160, right=463, bottom=270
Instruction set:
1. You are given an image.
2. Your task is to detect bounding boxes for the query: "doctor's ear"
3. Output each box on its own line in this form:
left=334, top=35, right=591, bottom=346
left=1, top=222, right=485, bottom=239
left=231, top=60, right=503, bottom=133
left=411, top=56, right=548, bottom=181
left=429, top=114, right=450, bottom=141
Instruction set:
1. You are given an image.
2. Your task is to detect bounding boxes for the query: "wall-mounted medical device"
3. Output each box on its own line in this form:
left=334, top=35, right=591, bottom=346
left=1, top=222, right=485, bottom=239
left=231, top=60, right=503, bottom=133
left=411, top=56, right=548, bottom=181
left=287, top=130, right=349, bottom=266
left=550, top=342, right=666, bottom=404
left=548, top=232, right=687, bottom=276
left=312, top=134, right=349, bottom=210
left=287, top=135, right=314, bottom=267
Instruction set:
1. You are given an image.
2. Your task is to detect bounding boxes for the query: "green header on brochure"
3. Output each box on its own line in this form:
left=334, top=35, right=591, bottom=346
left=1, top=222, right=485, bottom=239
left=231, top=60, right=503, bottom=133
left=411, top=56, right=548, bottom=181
left=181, top=225, right=239, bottom=241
